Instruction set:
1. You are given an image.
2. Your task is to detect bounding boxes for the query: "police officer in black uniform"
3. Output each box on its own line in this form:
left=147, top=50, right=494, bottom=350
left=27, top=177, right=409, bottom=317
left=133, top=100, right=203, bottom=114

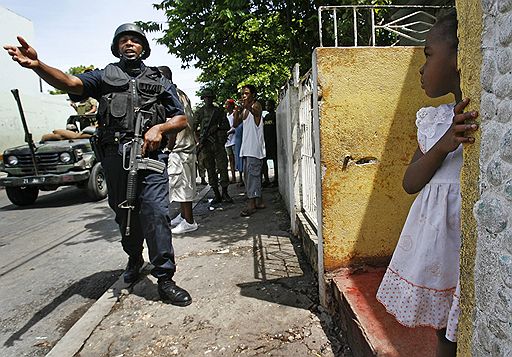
left=4, top=24, right=192, bottom=306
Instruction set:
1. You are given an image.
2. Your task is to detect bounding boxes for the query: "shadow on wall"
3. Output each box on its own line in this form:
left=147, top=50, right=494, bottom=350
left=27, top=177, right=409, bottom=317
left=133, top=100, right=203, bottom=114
left=317, top=47, right=452, bottom=354
left=318, top=47, right=451, bottom=270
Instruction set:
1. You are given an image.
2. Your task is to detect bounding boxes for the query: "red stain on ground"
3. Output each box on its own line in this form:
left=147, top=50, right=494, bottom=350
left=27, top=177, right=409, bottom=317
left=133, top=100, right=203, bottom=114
left=333, top=268, right=437, bottom=356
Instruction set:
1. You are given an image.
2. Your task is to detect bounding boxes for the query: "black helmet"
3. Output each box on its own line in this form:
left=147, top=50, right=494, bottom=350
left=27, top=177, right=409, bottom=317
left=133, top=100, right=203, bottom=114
left=111, top=23, right=151, bottom=59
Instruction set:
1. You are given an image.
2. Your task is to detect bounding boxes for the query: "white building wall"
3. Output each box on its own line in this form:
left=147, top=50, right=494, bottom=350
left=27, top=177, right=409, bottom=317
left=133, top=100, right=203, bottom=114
left=0, top=6, right=39, bottom=94
left=0, top=6, right=74, bottom=154
left=472, top=1, right=512, bottom=355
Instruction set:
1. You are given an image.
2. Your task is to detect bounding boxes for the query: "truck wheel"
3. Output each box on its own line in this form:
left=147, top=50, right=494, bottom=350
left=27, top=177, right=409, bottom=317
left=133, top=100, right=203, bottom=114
left=6, top=186, right=39, bottom=206
left=86, top=163, right=108, bottom=200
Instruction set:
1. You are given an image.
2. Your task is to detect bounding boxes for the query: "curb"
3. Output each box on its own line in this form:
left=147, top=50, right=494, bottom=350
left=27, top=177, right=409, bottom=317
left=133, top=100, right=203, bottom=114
left=45, top=184, right=211, bottom=357
left=46, top=273, right=130, bottom=357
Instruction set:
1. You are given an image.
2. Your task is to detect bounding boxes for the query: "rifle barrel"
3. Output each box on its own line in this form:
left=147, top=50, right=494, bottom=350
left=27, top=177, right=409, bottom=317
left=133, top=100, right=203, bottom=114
left=11, top=89, right=39, bottom=176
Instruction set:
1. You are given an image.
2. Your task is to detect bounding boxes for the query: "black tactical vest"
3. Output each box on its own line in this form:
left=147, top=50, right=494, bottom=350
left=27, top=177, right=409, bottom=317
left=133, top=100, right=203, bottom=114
left=97, top=63, right=166, bottom=135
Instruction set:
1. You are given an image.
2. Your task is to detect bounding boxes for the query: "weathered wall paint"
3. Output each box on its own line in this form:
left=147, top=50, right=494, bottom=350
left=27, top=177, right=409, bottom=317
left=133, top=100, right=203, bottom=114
left=455, top=1, right=484, bottom=355
left=316, top=47, right=451, bottom=270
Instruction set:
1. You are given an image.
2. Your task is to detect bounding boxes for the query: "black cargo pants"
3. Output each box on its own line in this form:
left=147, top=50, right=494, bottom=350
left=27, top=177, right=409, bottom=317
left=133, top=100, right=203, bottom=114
left=101, top=144, right=175, bottom=279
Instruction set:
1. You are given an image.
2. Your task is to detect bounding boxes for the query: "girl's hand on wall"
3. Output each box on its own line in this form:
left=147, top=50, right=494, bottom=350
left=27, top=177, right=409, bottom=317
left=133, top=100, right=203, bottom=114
left=439, top=98, right=479, bottom=153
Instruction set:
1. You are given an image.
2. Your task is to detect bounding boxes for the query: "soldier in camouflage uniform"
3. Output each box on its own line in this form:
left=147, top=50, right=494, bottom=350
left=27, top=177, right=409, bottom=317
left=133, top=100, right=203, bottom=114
left=193, top=89, right=233, bottom=204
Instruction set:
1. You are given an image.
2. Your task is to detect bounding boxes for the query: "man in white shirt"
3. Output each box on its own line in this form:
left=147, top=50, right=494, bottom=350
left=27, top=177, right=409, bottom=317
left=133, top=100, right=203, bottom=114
left=233, top=85, right=266, bottom=217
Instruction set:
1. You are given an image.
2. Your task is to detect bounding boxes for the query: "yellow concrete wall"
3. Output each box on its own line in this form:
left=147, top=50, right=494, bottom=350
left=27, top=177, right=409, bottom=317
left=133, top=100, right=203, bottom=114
left=455, top=1, right=483, bottom=355
left=316, top=47, right=451, bottom=271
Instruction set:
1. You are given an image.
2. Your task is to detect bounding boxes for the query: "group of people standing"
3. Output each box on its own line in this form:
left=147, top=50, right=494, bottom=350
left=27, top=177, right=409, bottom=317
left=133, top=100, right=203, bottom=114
left=190, top=85, right=278, bottom=218
left=4, top=22, right=280, bottom=308
left=3, top=10, right=480, bottom=355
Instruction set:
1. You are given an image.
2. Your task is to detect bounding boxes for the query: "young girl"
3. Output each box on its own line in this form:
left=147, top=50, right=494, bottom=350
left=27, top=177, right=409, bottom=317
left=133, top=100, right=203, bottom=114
left=376, top=11, right=478, bottom=357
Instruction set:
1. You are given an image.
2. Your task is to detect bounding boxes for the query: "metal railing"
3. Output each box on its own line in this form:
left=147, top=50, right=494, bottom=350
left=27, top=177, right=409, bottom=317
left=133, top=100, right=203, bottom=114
left=298, top=72, right=317, bottom=228
left=318, top=5, right=452, bottom=47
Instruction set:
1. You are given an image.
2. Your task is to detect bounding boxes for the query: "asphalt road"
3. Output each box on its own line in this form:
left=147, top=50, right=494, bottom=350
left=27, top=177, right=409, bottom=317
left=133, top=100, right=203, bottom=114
left=0, top=187, right=125, bottom=357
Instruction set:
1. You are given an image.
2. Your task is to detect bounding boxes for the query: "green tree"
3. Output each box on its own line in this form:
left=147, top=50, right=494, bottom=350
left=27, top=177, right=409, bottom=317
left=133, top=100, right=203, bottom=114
left=140, top=0, right=439, bottom=101
left=49, top=65, right=95, bottom=95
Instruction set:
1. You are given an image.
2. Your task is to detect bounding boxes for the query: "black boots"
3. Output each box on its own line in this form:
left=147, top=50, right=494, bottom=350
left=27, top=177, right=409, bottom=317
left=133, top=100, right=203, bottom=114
left=123, top=255, right=144, bottom=284
left=221, top=187, right=233, bottom=203
left=158, top=278, right=192, bottom=306
left=124, top=257, right=191, bottom=306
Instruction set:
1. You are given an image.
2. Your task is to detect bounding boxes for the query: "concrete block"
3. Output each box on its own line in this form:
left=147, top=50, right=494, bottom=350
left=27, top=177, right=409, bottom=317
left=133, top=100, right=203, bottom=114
left=498, top=0, right=512, bottom=13
left=496, top=99, right=512, bottom=123
left=475, top=196, right=508, bottom=233
left=504, top=179, right=512, bottom=201
left=494, top=73, right=512, bottom=99
left=481, top=52, right=496, bottom=92
left=296, top=212, right=319, bottom=274
left=500, top=129, right=512, bottom=163
left=498, top=253, right=512, bottom=288
left=480, top=123, right=502, bottom=163
left=498, top=13, right=512, bottom=45
left=480, top=91, right=497, bottom=122
left=486, top=157, right=504, bottom=186
left=496, top=47, right=512, bottom=74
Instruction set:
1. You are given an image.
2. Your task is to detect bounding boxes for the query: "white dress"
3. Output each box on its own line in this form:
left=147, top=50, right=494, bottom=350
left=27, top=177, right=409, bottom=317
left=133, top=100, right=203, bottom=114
left=376, top=103, right=462, bottom=342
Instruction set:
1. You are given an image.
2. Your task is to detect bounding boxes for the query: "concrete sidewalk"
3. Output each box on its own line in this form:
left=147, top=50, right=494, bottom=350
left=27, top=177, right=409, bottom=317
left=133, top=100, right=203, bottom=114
left=48, top=184, right=352, bottom=357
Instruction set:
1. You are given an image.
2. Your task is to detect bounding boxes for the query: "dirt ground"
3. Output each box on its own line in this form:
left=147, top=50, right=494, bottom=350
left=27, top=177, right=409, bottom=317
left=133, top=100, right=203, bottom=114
left=75, top=185, right=353, bottom=356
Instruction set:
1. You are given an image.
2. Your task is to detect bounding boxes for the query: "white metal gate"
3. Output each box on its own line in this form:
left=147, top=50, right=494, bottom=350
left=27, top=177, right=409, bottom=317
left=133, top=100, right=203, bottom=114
left=318, top=4, right=450, bottom=47
left=298, top=72, right=317, bottom=228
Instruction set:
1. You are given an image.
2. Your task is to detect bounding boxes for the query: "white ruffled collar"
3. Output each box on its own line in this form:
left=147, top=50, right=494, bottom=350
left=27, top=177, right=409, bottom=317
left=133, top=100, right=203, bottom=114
left=416, top=103, right=455, bottom=139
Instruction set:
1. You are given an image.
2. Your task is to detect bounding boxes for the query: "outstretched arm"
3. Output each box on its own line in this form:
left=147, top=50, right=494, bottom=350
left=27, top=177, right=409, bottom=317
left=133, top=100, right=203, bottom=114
left=4, top=36, right=84, bottom=95
left=402, top=98, right=478, bottom=194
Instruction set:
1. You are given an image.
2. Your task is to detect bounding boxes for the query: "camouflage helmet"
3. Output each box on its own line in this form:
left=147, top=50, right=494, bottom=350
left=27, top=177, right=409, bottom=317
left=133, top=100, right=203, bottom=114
left=200, top=88, right=216, bottom=99
left=111, top=23, right=151, bottom=59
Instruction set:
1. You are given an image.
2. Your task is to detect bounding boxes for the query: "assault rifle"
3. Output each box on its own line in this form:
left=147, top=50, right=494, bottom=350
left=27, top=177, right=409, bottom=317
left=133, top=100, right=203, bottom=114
left=119, top=100, right=166, bottom=236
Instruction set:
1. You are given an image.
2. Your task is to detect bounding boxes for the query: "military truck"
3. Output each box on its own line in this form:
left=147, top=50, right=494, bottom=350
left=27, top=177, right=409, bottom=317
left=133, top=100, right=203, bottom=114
left=0, top=90, right=107, bottom=206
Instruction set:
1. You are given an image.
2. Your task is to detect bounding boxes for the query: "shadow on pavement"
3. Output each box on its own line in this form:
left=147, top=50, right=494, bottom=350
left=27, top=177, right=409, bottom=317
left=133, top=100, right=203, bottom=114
left=64, top=206, right=119, bottom=245
left=237, top=232, right=349, bottom=355
left=237, top=235, right=315, bottom=308
left=181, top=186, right=290, bottom=247
left=3, top=269, right=122, bottom=348
left=234, top=190, right=350, bottom=356
left=0, top=187, right=105, bottom=211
